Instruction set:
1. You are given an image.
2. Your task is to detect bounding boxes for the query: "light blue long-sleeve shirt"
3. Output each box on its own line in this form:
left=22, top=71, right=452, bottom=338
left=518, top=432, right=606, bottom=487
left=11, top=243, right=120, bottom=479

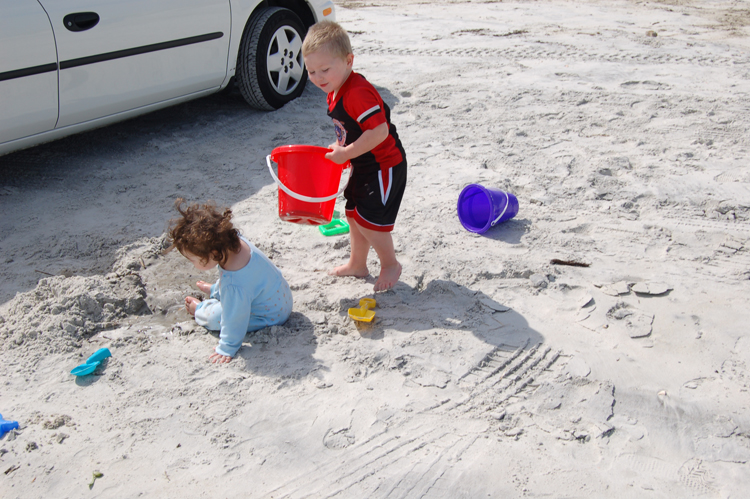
left=195, top=236, right=293, bottom=357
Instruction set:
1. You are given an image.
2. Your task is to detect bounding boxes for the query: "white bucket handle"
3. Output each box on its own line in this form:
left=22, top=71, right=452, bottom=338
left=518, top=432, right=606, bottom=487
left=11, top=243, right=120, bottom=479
left=491, top=190, right=510, bottom=226
left=266, top=154, right=351, bottom=203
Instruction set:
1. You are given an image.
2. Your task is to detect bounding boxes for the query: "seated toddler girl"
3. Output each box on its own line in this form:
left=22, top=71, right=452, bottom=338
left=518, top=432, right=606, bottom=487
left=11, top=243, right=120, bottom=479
left=168, top=199, right=293, bottom=363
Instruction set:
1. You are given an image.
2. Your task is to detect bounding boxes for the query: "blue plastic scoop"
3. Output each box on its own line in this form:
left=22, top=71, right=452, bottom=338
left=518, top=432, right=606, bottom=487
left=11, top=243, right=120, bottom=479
left=70, top=348, right=111, bottom=376
left=0, top=413, right=19, bottom=437
left=85, top=348, right=111, bottom=364
left=71, top=363, right=99, bottom=376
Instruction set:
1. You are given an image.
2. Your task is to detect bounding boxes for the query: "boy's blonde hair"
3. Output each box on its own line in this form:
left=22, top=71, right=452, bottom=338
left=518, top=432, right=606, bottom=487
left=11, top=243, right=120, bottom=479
left=302, top=20, right=352, bottom=59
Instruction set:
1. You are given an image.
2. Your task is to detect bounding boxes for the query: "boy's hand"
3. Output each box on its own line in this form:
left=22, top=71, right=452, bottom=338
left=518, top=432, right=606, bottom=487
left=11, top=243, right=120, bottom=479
left=326, top=123, right=389, bottom=165
left=325, top=144, right=350, bottom=165
left=209, top=352, right=233, bottom=364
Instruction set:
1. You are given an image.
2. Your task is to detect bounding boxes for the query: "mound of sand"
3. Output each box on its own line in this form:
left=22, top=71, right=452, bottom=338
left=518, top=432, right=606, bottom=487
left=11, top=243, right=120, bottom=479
left=0, top=274, right=148, bottom=356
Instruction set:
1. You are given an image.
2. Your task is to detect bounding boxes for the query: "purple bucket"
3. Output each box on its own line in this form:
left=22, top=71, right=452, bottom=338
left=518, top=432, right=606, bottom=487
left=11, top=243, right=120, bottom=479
left=457, top=184, right=519, bottom=233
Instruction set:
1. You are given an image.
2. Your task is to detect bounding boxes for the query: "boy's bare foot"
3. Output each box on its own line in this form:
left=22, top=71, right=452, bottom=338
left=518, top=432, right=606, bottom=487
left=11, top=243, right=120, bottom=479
left=329, top=263, right=369, bottom=278
left=185, top=296, right=201, bottom=316
left=196, top=280, right=212, bottom=294
left=374, top=262, right=402, bottom=292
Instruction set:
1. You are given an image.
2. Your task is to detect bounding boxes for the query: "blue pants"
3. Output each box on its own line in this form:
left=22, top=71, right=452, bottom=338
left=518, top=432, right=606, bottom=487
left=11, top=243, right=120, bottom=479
left=194, top=297, right=292, bottom=332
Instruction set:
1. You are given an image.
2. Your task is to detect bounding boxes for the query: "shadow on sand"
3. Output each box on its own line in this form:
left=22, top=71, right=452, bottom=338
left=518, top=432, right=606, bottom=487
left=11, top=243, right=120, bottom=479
left=338, top=278, right=544, bottom=353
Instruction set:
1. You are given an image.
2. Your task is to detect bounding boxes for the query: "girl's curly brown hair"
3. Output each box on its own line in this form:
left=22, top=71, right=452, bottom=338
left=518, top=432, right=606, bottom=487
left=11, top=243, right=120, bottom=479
left=168, top=199, right=241, bottom=266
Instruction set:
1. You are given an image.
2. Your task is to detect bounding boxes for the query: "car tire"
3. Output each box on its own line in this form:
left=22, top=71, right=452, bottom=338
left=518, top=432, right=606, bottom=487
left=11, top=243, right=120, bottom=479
left=236, top=7, right=308, bottom=111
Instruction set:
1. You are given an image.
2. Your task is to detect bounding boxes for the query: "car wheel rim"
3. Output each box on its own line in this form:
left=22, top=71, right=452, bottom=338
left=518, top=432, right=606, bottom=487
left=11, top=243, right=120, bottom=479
left=266, top=26, right=305, bottom=96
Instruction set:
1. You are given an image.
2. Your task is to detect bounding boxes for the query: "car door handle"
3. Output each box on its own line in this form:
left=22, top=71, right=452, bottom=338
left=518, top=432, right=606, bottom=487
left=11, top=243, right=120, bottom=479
left=63, top=12, right=100, bottom=32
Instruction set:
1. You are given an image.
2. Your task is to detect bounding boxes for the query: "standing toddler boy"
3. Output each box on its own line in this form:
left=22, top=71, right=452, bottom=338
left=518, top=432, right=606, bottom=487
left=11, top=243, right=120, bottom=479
left=302, top=21, right=407, bottom=292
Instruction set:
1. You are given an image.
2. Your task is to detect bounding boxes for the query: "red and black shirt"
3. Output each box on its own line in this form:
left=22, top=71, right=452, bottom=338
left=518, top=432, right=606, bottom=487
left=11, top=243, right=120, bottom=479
left=327, top=72, right=405, bottom=174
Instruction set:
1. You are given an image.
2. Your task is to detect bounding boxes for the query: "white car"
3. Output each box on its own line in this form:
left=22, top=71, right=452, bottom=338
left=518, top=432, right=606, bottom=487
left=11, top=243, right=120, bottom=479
left=0, top=0, right=335, bottom=156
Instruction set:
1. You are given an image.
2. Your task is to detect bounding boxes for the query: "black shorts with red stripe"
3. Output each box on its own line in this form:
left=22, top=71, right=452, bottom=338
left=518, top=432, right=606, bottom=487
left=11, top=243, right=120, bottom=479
left=344, top=159, right=407, bottom=232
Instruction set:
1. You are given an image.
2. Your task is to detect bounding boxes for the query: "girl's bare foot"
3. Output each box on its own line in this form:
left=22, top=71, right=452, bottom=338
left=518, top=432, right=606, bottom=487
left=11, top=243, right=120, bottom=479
left=185, top=296, right=201, bottom=316
left=329, top=263, right=369, bottom=278
left=196, top=280, right=212, bottom=294
left=374, top=262, right=402, bottom=292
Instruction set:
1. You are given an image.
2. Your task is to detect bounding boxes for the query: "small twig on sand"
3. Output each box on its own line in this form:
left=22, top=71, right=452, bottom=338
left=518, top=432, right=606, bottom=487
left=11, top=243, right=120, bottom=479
left=496, top=29, right=528, bottom=37
left=550, top=259, right=590, bottom=268
left=34, top=269, right=56, bottom=277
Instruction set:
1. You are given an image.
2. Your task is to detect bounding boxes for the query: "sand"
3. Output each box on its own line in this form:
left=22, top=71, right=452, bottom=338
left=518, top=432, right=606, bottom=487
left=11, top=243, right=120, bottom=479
left=1, top=0, right=750, bottom=497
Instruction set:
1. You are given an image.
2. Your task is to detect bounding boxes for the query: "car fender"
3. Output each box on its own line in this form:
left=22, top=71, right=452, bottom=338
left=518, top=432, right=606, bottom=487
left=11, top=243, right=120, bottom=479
left=222, top=0, right=335, bottom=88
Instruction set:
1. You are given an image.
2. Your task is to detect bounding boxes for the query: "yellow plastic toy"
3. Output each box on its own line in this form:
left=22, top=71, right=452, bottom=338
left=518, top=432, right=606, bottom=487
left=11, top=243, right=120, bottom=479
left=348, top=298, right=377, bottom=322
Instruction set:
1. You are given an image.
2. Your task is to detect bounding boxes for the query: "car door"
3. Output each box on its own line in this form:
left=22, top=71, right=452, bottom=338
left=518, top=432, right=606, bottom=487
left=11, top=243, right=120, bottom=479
left=39, top=0, right=231, bottom=128
left=0, top=0, right=59, bottom=144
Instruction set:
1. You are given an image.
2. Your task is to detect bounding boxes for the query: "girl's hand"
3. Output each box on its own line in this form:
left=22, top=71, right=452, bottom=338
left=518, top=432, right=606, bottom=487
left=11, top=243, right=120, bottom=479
left=209, top=352, right=233, bottom=364
left=196, top=280, right=212, bottom=294
left=325, top=144, right=350, bottom=165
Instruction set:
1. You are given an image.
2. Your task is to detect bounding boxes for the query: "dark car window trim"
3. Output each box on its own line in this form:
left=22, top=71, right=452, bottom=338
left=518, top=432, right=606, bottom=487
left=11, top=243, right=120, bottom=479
left=0, top=63, right=58, bottom=82
left=60, top=32, right=224, bottom=70
left=0, top=32, right=223, bottom=82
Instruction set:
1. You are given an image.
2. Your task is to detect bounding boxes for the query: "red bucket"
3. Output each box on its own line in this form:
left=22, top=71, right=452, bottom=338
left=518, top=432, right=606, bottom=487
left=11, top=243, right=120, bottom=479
left=267, top=145, right=351, bottom=225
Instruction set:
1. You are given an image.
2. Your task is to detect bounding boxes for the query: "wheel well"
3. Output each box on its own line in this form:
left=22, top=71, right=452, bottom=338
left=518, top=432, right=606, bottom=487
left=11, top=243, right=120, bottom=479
left=255, top=0, right=316, bottom=29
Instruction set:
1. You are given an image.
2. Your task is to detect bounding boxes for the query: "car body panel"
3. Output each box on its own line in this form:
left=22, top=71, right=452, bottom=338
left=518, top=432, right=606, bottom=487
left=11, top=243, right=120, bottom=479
left=0, top=0, right=59, bottom=144
left=45, top=0, right=232, bottom=127
left=0, top=0, right=336, bottom=157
